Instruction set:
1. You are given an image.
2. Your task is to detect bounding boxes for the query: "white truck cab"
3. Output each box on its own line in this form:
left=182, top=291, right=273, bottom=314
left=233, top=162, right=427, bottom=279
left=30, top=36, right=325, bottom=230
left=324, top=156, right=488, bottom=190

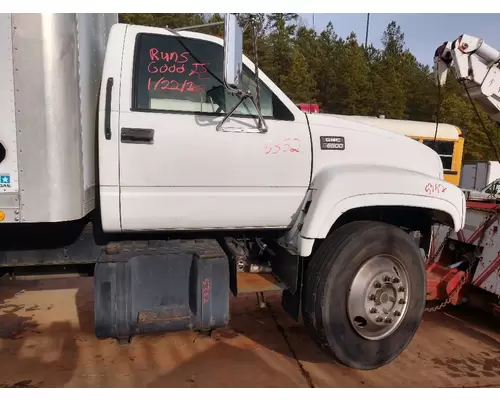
left=0, top=13, right=465, bottom=371
left=99, top=22, right=464, bottom=254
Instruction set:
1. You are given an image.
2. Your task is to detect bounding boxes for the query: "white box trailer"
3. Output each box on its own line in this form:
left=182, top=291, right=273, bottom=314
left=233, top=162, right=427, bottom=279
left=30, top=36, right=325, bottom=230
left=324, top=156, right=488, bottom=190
left=0, top=13, right=467, bottom=370
left=459, top=160, right=500, bottom=191
left=0, top=13, right=117, bottom=223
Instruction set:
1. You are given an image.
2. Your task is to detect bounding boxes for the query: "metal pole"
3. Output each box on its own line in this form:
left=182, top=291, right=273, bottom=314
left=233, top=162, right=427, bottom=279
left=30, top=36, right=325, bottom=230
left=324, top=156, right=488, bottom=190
left=365, top=13, right=370, bottom=48
left=312, top=13, right=315, bottom=30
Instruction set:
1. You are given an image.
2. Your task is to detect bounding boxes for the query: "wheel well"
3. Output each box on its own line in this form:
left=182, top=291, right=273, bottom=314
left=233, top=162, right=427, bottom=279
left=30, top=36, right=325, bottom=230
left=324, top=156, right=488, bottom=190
left=330, top=206, right=453, bottom=234
left=308, top=205, right=454, bottom=257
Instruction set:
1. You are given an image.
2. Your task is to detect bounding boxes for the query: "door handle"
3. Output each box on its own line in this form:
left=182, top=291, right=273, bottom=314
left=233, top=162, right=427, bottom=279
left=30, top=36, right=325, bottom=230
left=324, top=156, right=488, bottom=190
left=104, top=77, right=113, bottom=140
left=121, top=128, right=155, bottom=144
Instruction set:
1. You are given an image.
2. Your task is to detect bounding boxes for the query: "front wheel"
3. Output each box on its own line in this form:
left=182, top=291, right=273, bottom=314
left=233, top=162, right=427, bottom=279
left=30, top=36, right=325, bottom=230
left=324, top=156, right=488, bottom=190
left=302, top=221, right=425, bottom=370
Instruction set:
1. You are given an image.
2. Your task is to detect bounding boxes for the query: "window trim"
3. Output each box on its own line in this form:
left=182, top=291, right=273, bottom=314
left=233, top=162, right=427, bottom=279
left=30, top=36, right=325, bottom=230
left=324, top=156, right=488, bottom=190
left=129, top=32, right=295, bottom=122
left=420, top=138, right=456, bottom=172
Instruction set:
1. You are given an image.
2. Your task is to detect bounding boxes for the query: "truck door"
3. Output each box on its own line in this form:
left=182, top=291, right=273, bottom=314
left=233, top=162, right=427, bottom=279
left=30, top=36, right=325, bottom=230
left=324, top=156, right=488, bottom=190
left=115, top=26, right=312, bottom=232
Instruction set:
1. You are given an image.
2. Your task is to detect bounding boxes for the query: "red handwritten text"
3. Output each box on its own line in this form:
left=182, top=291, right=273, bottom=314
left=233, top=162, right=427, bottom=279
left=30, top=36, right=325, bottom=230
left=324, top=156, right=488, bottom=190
left=189, top=63, right=209, bottom=80
left=148, top=77, right=206, bottom=93
left=148, top=62, right=185, bottom=74
left=265, top=138, right=301, bottom=155
left=202, top=278, right=211, bottom=304
left=425, top=183, right=447, bottom=195
left=149, top=48, right=189, bottom=63
left=146, top=49, right=210, bottom=94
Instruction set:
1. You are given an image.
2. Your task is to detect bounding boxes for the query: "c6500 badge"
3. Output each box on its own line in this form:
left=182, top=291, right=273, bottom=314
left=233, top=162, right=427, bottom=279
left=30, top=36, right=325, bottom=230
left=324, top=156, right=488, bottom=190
left=320, top=136, right=345, bottom=150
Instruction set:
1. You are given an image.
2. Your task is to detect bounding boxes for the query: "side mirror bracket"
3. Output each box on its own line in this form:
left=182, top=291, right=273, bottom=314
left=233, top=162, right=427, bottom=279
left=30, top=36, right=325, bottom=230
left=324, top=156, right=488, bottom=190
left=219, top=13, right=267, bottom=133
left=215, top=91, right=268, bottom=133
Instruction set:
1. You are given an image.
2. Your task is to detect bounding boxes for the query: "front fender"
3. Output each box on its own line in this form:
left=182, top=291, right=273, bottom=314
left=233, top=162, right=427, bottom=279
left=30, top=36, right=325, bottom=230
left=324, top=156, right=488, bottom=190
left=298, top=165, right=465, bottom=257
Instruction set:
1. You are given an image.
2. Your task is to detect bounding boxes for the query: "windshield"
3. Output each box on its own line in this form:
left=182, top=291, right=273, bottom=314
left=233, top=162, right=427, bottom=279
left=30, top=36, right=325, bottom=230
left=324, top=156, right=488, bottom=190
left=481, top=179, right=500, bottom=194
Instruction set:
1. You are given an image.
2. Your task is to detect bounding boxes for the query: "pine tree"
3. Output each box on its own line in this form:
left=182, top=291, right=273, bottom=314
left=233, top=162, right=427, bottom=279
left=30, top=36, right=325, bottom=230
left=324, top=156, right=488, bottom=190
left=371, top=22, right=409, bottom=118
left=262, top=14, right=299, bottom=88
left=279, top=47, right=316, bottom=103
left=334, top=32, right=373, bottom=115
left=314, top=22, right=342, bottom=113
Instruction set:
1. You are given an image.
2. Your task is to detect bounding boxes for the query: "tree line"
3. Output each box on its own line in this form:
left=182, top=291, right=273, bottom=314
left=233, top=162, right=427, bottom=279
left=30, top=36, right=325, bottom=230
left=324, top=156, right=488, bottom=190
left=119, top=13, right=500, bottom=161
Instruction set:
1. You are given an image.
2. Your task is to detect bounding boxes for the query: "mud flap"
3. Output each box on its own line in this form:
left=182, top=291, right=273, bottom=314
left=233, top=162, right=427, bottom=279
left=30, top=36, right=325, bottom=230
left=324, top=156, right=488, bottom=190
left=261, top=239, right=304, bottom=322
left=93, top=252, right=230, bottom=340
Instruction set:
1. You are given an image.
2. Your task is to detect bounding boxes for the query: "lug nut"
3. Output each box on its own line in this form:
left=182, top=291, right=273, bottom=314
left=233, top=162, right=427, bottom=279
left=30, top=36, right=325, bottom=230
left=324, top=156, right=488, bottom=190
left=392, top=277, right=400, bottom=284
left=398, top=286, right=405, bottom=292
left=384, top=318, right=393, bottom=324
left=399, top=299, right=406, bottom=305
left=383, top=275, right=391, bottom=282
left=374, top=281, right=382, bottom=288
left=369, top=307, right=377, bottom=314
left=376, top=316, right=383, bottom=322
left=368, top=294, right=376, bottom=301
left=394, top=310, right=401, bottom=317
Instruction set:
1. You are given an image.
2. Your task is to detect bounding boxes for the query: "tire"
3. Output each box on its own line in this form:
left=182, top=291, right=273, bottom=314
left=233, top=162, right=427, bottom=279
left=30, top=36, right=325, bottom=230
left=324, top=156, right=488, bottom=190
left=302, top=220, right=426, bottom=370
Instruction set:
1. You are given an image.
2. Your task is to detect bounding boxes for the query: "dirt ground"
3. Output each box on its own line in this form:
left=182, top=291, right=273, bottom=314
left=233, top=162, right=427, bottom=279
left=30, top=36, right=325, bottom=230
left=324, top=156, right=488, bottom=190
left=1, top=276, right=500, bottom=388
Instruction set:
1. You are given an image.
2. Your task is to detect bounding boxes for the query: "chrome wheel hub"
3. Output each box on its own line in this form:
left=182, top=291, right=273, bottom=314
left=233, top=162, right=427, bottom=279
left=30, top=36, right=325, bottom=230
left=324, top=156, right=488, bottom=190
left=347, top=255, right=410, bottom=340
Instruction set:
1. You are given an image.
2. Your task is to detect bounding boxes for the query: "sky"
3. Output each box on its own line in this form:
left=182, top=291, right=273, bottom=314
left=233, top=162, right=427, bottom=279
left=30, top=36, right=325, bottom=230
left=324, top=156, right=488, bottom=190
left=298, top=13, right=500, bottom=67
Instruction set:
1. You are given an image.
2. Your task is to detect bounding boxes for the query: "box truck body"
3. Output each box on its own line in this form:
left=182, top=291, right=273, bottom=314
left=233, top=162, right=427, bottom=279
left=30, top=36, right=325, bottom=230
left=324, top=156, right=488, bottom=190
left=0, top=13, right=117, bottom=223
left=460, top=161, right=500, bottom=191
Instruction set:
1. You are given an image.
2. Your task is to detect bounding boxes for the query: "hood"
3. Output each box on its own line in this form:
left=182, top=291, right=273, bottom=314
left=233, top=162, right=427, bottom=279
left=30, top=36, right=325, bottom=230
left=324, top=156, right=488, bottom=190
left=331, top=114, right=461, bottom=140
left=306, top=113, right=444, bottom=180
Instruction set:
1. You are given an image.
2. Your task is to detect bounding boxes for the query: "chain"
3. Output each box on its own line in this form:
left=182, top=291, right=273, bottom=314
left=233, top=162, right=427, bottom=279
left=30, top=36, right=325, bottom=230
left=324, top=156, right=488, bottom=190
left=424, top=261, right=475, bottom=312
left=424, top=214, right=491, bottom=312
left=426, top=226, right=453, bottom=266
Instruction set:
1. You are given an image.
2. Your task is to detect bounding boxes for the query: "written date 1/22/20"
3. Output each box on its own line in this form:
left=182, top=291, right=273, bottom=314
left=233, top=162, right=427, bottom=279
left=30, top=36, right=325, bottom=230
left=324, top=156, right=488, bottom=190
left=148, top=77, right=206, bottom=93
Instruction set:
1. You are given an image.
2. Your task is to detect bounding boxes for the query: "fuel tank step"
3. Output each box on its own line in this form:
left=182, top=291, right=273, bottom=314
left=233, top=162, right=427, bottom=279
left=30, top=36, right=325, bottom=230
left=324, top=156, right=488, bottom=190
left=94, top=251, right=230, bottom=341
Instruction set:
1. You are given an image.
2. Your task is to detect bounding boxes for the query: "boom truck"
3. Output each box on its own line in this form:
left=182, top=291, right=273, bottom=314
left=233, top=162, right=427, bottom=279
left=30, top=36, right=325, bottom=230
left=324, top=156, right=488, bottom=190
left=0, top=13, right=466, bottom=371
left=426, top=34, right=500, bottom=316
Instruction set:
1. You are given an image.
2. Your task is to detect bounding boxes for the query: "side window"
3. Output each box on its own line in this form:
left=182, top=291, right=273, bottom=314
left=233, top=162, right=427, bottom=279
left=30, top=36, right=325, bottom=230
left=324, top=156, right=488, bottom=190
left=132, top=33, right=294, bottom=121
left=423, top=140, right=454, bottom=170
left=484, top=181, right=500, bottom=194
left=228, top=67, right=273, bottom=117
